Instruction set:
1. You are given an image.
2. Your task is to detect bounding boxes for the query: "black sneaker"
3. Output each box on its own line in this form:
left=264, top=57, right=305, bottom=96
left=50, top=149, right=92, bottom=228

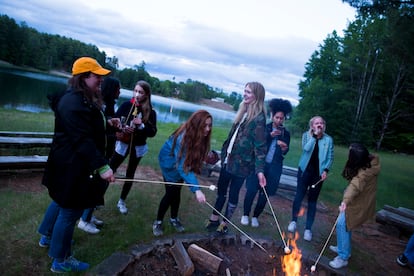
left=205, top=219, right=220, bottom=232
left=216, top=224, right=228, bottom=235
left=170, top=218, right=185, bottom=232
left=397, top=254, right=408, bottom=267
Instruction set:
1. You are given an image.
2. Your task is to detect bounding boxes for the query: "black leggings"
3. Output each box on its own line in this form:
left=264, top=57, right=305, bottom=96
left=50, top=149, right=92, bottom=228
left=156, top=181, right=183, bottom=221
left=110, top=147, right=142, bottom=200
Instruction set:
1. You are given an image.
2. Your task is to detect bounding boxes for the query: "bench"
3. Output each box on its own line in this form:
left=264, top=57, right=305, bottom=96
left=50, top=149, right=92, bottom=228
left=0, top=131, right=54, bottom=138
left=0, top=136, right=52, bottom=149
left=201, top=152, right=298, bottom=191
left=0, top=132, right=52, bottom=171
left=0, top=155, right=48, bottom=170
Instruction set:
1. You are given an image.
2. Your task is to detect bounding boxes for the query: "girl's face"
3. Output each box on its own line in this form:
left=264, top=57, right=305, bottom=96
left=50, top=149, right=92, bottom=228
left=272, top=111, right=285, bottom=127
left=85, top=73, right=103, bottom=93
left=243, top=85, right=256, bottom=105
left=311, top=117, right=325, bottom=131
left=203, top=117, right=212, bottom=137
left=134, top=84, right=146, bottom=102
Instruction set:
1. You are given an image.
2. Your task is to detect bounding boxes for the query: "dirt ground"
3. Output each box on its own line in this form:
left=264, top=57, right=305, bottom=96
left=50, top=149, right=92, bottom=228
left=1, top=167, right=413, bottom=275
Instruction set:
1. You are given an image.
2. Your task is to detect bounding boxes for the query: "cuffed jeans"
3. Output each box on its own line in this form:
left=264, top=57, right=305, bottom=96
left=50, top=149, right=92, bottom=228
left=213, top=166, right=245, bottom=220
left=39, top=201, right=83, bottom=260
left=336, top=211, right=351, bottom=260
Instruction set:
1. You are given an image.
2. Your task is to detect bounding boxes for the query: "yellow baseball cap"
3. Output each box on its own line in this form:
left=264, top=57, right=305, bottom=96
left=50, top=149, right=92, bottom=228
left=72, top=57, right=111, bottom=76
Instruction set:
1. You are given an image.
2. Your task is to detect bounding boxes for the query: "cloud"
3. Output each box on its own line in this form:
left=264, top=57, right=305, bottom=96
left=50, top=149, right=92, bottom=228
left=0, top=0, right=356, bottom=105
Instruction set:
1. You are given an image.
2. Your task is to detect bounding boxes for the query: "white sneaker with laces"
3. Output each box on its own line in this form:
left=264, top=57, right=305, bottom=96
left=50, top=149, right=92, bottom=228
left=329, top=256, right=348, bottom=269
left=77, top=220, right=100, bottom=234
left=251, top=217, right=259, bottom=227
left=91, top=216, right=103, bottom=226
left=287, top=221, right=296, bottom=232
left=241, top=215, right=249, bottom=225
left=304, top=229, right=312, bottom=241
left=117, top=199, right=128, bottom=214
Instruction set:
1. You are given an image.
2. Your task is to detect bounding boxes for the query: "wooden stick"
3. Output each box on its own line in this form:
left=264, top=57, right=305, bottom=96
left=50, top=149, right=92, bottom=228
left=115, top=177, right=216, bottom=190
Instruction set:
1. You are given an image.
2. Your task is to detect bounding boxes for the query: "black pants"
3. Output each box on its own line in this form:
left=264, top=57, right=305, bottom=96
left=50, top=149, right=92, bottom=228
left=110, top=146, right=142, bottom=200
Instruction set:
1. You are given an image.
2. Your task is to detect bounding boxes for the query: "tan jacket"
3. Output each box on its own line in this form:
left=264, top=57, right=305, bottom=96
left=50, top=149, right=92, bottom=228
left=343, top=154, right=380, bottom=230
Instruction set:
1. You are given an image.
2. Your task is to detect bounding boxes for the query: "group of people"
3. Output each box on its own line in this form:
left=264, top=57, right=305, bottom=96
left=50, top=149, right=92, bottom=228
left=37, top=57, right=160, bottom=273
left=37, top=56, right=412, bottom=274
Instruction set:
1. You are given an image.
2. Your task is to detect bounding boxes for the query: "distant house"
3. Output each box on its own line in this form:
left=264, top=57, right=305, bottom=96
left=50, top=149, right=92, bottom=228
left=211, top=97, right=225, bottom=103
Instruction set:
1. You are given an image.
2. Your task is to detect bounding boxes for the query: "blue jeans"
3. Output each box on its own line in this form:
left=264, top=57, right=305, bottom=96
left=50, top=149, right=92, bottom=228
left=291, top=167, right=322, bottom=230
left=38, top=201, right=60, bottom=238
left=40, top=201, right=83, bottom=260
left=404, top=233, right=414, bottom=265
left=243, top=162, right=282, bottom=218
left=336, top=212, right=351, bottom=260
left=81, top=208, right=94, bottom=222
left=213, top=166, right=245, bottom=220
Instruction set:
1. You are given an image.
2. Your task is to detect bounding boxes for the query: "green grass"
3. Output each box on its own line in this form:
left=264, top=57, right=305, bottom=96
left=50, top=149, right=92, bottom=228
left=0, top=107, right=413, bottom=275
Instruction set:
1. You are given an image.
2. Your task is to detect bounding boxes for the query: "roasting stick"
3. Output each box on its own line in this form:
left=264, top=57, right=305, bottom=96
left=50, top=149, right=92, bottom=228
left=205, top=201, right=271, bottom=257
left=311, top=173, right=333, bottom=188
left=310, top=213, right=340, bottom=272
left=262, top=187, right=291, bottom=254
left=115, top=178, right=217, bottom=191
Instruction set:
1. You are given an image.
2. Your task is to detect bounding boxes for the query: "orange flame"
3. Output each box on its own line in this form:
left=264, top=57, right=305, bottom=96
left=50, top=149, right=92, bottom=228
left=281, top=232, right=302, bottom=276
left=298, top=207, right=305, bottom=217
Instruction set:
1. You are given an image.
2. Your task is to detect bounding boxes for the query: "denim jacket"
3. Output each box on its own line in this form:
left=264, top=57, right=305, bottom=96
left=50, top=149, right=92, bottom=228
left=158, top=132, right=199, bottom=192
left=298, top=131, right=334, bottom=175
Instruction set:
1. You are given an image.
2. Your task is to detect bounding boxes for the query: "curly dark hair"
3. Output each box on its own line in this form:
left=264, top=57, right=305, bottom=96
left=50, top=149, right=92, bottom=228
left=268, top=98, right=293, bottom=117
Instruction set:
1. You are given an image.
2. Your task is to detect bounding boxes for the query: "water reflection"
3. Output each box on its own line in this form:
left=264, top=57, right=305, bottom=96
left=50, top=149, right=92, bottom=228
left=0, top=68, right=235, bottom=126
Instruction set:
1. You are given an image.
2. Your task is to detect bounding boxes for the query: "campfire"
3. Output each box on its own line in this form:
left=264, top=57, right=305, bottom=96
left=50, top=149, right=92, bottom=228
left=121, top=233, right=324, bottom=276
left=281, top=232, right=302, bottom=276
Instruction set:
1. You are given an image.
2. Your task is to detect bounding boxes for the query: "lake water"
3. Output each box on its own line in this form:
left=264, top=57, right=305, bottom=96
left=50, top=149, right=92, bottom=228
left=0, top=68, right=235, bottom=127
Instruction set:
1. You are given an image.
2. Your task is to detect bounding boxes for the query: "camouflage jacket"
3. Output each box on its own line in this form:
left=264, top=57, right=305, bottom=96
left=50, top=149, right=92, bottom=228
left=220, top=112, right=267, bottom=177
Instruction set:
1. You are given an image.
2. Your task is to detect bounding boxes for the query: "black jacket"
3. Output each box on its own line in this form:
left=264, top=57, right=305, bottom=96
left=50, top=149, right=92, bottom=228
left=43, top=89, right=108, bottom=209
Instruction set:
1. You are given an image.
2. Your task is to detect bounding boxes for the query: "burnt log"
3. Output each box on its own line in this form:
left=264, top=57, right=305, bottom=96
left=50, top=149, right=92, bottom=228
left=169, top=241, right=194, bottom=276
left=187, top=243, right=223, bottom=275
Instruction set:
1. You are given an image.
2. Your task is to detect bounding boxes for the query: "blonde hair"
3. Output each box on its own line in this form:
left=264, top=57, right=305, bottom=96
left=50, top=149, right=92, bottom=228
left=308, top=116, right=326, bottom=132
left=234, top=82, right=266, bottom=124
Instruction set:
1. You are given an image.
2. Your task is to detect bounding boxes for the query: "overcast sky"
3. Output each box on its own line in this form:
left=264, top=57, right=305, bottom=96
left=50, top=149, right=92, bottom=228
left=1, top=0, right=356, bottom=104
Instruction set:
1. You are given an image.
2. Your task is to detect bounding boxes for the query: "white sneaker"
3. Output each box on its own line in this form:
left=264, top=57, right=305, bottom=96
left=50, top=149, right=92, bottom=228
left=251, top=217, right=259, bottom=227
left=329, top=245, right=338, bottom=253
left=91, top=216, right=103, bottom=226
left=287, top=221, right=296, bottom=232
left=117, top=199, right=128, bottom=214
left=329, top=256, right=348, bottom=269
left=304, top=229, right=312, bottom=241
left=241, top=215, right=249, bottom=225
left=78, top=220, right=100, bottom=234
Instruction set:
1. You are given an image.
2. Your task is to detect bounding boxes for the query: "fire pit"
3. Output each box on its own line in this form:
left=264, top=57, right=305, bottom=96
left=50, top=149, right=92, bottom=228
left=120, top=233, right=328, bottom=275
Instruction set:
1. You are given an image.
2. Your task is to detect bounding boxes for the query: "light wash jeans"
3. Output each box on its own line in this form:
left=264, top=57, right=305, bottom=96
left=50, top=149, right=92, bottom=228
left=336, top=211, right=351, bottom=260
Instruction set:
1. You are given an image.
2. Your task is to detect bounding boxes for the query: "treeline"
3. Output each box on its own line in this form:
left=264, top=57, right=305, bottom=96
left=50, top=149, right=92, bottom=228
left=1, top=1, right=414, bottom=153
left=0, top=14, right=242, bottom=110
left=290, top=0, right=414, bottom=153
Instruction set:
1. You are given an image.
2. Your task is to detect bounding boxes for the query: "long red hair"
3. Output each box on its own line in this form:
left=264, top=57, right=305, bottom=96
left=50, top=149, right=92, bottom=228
left=171, top=110, right=212, bottom=173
